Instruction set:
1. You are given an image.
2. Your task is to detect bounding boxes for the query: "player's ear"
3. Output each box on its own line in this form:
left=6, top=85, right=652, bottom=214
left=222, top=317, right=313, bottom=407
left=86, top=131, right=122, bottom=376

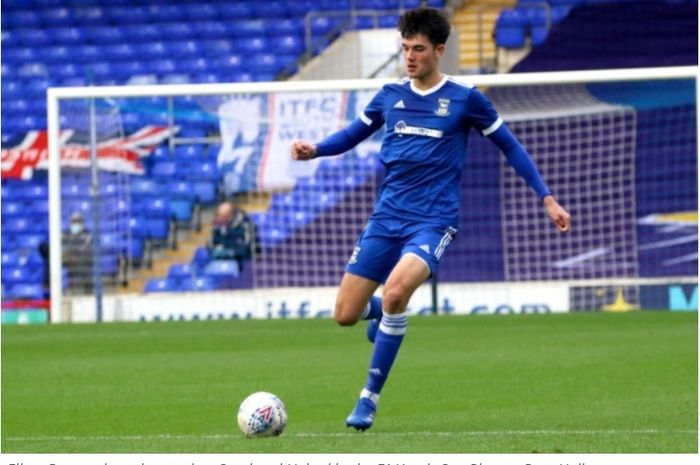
left=434, top=43, right=445, bottom=58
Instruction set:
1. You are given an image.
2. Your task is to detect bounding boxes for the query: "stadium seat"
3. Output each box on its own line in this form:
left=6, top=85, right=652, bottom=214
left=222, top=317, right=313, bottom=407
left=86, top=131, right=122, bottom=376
left=233, top=37, right=269, bottom=54
left=84, top=26, right=124, bottom=44
left=353, top=16, right=377, bottom=30
left=49, top=27, right=85, bottom=45
left=135, top=42, right=168, bottom=59
left=2, top=266, right=42, bottom=286
left=203, top=259, right=240, bottom=288
left=218, top=3, right=254, bottom=20
left=192, top=21, right=231, bottom=39
left=149, top=4, right=187, bottom=23
left=144, top=277, right=177, bottom=293
left=266, top=18, right=305, bottom=37
left=106, top=6, right=152, bottom=25
left=159, top=23, right=196, bottom=41
left=192, top=181, right=218, bottom=206
left=74, top=7, right=108, bottom=26
left=191, top=246, right=211, bottom=270
left=270, top=35, right=305, bottom=55
left=8, top=283, right=46, bottom=300
left=184, top=3, right=219, bottom=21
left=252, top=1, right=288, bottom=18
left=151, top=160, right=178, bottom=180
left=167, top=263, right=196, bottom=282
left=495, top=9, right=528, bottom=49
left=379, top=14, right=400, bottom=28
left=39, top=8, right=75, bottom=27
left=6, top=11, right=42, bottom=28
left=16, top=29, right=52, bottom=47
left=178, top=276, right=217, bottom=292
left=119, top=24, right=160, bottom=42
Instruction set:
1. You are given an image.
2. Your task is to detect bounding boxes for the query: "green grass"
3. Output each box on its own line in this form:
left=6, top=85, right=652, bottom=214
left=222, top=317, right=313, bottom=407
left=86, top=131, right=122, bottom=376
left=1, top=311, right=697, bottom=453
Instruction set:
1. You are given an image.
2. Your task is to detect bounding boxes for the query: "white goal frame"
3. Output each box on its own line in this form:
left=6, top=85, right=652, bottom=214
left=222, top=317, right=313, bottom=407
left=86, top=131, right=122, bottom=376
left=47, top=66, right=699, bottom=323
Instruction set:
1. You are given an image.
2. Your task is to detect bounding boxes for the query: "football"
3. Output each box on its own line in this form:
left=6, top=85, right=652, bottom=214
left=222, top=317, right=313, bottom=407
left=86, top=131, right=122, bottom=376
left=237, top=391, right=288, bottom=437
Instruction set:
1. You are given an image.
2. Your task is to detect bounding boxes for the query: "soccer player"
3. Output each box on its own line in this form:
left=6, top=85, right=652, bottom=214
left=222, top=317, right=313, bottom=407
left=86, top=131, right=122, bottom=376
left=290, top=7, right=571, bottom=431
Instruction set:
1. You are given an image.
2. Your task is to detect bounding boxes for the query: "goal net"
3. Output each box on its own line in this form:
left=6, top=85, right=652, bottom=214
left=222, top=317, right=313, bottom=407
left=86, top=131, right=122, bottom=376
left=45, top=67, right=697, bottom=321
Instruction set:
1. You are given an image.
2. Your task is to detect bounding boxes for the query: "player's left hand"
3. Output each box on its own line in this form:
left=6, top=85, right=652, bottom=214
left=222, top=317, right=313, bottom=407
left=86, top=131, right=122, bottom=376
left=543, top=195, right=571, bottom=232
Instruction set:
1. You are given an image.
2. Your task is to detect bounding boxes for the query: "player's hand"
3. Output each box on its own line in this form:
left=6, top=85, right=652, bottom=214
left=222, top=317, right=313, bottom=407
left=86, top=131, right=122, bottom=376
left=290, top=140, right=317, bottom=161
left=543, top=195, right=571, bottom=232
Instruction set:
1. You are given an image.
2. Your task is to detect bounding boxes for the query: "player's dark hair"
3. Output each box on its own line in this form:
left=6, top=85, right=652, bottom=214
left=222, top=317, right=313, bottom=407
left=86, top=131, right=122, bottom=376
left=398, top=7, right=451, bottom=47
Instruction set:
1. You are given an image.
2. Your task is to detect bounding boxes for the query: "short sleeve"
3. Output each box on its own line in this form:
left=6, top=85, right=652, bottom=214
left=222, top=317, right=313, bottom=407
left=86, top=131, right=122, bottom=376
left=466, top=88, right=503, bottom=136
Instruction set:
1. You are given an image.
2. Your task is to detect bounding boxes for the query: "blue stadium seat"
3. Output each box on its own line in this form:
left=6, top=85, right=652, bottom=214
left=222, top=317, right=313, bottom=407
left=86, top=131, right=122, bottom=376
left=190, top=246, right=210, bottom=270
left=106, top=6, right=151, bottom=24
left=147, top=59, right=177, bottom=76
left=192, top=181, right=218, bottom=206
left=102, top=43, right=136, bottom=61
left=144, top=277, right=177, bottom=293
left=145, top=197, right=171, bottom=219
left=270, top=35, right=305, bottom=55
left=218, top=3, right=254, bottom=19
left=185, top=161, right=218, bottom=182
left=34, top=0, right=65, bottom=7
left=16, top=29, right=52, bottom=47
left=1, top=251, right=20, bottom=268
left=286, top=0, right=315, bottom=17
left=201, top=39, right=233, bottom=56
left=13, top=233, right=45, bottom=253
left=379, top=14, right=400, bottom=28
left=130, top=177, right=160, bottom=199
left=252, top=1, right=288, bottom=18
left=203, top=259, right=240, bottom=288
left=119, top=24, right=160, bottom=42
left=39, top=8, right=75, bottom=27
left=151, top=160, right=178, bottom=180
left=1, top=80, right=24, bottom=100
left=135, top=42, right=168, bottom=59
left=25, top=78, right=51, bottom=99
left=233, top=38, right=268, bottom=54
left=8, top=283, right=46, bottom=300
left=28, top=199, right=50, bottom=217
left=2, top=99, right=31, bottom=116
left=212, top=54, right=244, bottom=71
left=129, top=216, right=150, bottom=241
left=495, top=9, right=528, bottom=49
left=17, top=63, right=48, bottom=78
left=521, top=8, right=549, bottom=45
left=63, top=181, right=88, bottom=200
left=18, top=184, right=48, bottom=200
left=265, top=18, right=304, bottom=37
left=84, top=26, right=124, bottom=44
left=146, top=217, right=170, bottom=242
left=3, top=47, right=37, bottom=64
left=1, top=201, right=23, bottom=218
left=49, top=27, right=85, bottom=45
left=353, top=16, right=377, bottom=30
left=149, top=4, right=187, bottom=23
left=192, top=21, right=231, bottom=39
left=166, top=40, right=203, bottom=58
left=167, top=262, right=196, bottom=281
left=160, top=23, right=196, bottom=41
left=231, top=20, right=267, bottom=38
left=74, top=45, right=102, bottom=63
left=74, top=7, right=107, bottom=26
left=184, top=3, right=219, bottom=21
left=178, top=276, right=217, bottom=292
left=6, top=11, right=42, bottom=28
left=48, top=62, right=81, bottom=78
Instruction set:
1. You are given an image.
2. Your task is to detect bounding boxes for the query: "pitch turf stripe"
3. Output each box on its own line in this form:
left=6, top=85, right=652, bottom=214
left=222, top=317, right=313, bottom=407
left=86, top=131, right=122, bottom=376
left=4, top=429, right=697, bottom=442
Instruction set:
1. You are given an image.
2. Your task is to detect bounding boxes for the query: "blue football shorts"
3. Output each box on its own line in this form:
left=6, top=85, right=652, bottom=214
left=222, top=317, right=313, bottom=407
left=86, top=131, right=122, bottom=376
left=345, top=217, right=458, bottom=284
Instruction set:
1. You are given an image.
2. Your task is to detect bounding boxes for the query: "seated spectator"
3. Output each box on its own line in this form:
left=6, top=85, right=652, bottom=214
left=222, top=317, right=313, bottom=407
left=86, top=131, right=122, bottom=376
left=63, top=212, right=94, bottom=294
left=208, top=200, right=254, bottom=270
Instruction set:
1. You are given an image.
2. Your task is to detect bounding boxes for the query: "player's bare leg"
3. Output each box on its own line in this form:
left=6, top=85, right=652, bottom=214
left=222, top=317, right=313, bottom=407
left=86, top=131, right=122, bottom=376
left=347, top=254, right=430, bottom=430
left=334, top=272, right=380, bottom=326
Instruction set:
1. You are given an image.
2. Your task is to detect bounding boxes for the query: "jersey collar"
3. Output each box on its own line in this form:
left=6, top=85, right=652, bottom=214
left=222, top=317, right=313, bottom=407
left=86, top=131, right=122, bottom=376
left=410, top=74, right=448, bottom=97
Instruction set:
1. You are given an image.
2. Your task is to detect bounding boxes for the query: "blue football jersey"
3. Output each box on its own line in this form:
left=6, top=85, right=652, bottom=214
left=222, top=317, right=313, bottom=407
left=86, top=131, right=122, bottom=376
left=361, top=75, right=503, bottom=227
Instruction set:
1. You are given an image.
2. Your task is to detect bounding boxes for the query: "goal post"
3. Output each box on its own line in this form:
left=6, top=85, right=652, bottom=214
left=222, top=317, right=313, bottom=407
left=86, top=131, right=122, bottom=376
left=47, top=66, right=698, bottom=323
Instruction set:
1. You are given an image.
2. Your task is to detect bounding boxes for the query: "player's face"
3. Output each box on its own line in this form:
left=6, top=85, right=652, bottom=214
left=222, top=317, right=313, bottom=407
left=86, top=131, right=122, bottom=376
left=402, top=34, right=444, bottom=81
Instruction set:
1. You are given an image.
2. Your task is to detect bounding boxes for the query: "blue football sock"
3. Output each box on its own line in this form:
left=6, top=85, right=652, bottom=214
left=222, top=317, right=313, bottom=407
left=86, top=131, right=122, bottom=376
left=364, top=311, right=408, bottom=395
left=360, top=296, right=382, bottom=321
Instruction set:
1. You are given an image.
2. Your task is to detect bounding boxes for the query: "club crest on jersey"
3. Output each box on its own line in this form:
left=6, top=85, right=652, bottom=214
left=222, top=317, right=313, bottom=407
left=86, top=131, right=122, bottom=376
left=435, top=98, right=450, bottom=116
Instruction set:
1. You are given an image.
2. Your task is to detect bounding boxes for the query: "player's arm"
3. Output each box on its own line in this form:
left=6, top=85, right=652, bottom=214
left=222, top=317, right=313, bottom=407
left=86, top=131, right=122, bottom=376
left=290, top=117, right=382, bottom=161
left=488, top=124, right=571, bottom=232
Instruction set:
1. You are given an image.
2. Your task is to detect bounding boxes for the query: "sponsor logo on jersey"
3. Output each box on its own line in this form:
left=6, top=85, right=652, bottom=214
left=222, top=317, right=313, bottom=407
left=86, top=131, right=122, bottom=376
left=435, top=98, right=450, bottom=116
left=394, top=120, right=444, bottom=139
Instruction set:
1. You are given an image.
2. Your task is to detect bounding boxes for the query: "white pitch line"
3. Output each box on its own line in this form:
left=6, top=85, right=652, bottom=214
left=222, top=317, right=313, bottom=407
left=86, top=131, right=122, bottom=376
left=4, top=429, right=697, bottom=442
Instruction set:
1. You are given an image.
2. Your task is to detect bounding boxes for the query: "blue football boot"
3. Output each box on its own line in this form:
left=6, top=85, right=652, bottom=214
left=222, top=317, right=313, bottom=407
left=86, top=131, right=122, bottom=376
left=346, top=397, right=376, bottom=431
left=367, top=318, right=379, bottom=343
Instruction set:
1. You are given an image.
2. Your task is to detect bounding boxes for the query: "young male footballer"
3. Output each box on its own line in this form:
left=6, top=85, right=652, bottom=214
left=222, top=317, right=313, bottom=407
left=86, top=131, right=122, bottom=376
left=290, top=7, right=571, bottom=431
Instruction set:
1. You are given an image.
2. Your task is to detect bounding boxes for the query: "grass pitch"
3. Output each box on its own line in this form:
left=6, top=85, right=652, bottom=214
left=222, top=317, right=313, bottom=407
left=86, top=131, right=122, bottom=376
left=1, top=311, right=697, bottom=453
